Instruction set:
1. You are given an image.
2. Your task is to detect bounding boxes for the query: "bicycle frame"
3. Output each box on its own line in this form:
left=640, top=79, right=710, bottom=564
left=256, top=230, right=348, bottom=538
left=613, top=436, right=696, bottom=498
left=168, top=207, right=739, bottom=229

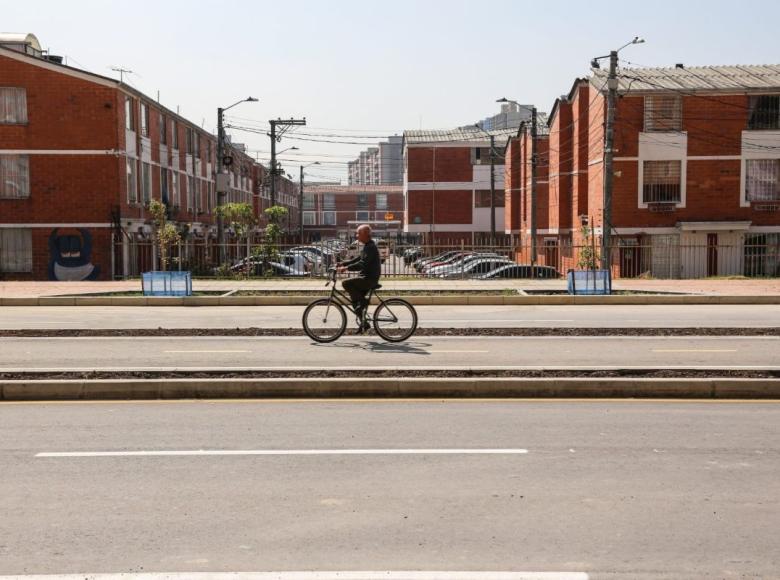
left=323, top=270, right=399, bottom=324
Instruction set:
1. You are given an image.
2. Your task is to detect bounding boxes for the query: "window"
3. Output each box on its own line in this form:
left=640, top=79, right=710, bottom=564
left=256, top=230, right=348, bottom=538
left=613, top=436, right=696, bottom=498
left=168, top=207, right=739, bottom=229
left=303, top=211, right=316, bottom=225
left=474, top=189, right=505, bottom=208
left=357, top=193, right=369, bottom=208
left=323, top=193, right=336, bottom=209
left=0, top=228, right=32, bottom=272
left=644, top=95, right=682, bottom=132
left=140, top=102, right=149, bottom=137
left=748, top=95, right=780, bottom=130
left=0, top=155, right=30, bottom=198
left=187, top=175, right=196, bottom=210
left=0, top=88, right=27, bottom=124
left=375, top=193, right=388, bottom=210
left=746, top=159, right=780, bottom=202
left=193, top=131, right=200, bottom=158
left=356, top=211, right=370, bottom=221
left=322, top=211, right=336, bottom=225
left=185, top=128, right=195, bottom=155
left=160, top=168, right=169, bottom=204
left=141, top=162, right=152, bottom=204
left=471, top=147, right=494, bottom=165
left=643, top=160, right=682, bottom=203
left=171, top=119, right=179, bottom=149
left=303, top=193, right=315, bottom=209
left=171, top=172, right=179, bottom=206
left=124, top=97, right=134, bottom=131
left=159, top=113, right=167, bottom=145
left=126, top=159, right=138, bottom=203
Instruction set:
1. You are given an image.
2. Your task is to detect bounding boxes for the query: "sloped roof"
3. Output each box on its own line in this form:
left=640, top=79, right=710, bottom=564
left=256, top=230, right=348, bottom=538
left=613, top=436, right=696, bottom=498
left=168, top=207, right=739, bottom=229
left=592, top=64, right=780, bottom=93
left=403, top=126, right=519, bottom=146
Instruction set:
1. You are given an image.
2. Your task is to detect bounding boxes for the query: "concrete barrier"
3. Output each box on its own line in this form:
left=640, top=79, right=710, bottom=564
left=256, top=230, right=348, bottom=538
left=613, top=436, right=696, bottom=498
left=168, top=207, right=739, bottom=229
left=2, top=377, right=779, bottom=401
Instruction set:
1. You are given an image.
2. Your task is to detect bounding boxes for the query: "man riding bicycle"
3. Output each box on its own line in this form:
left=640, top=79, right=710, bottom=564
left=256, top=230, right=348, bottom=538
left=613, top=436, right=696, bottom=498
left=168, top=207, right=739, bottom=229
left=337, top=224, right=381, bottom=333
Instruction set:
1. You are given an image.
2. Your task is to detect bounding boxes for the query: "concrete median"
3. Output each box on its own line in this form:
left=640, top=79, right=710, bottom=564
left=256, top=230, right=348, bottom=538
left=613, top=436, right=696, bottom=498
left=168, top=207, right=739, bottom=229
left=2, top=376, right=780, bottom=400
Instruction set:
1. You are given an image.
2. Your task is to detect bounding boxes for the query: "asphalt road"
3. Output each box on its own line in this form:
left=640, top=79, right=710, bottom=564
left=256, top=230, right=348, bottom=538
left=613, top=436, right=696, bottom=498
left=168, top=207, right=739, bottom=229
left=0, top=399, right=778, bottom=577
left=1, top=335, right=779, bottom=371
left=1, top=304, right=779, bottom=330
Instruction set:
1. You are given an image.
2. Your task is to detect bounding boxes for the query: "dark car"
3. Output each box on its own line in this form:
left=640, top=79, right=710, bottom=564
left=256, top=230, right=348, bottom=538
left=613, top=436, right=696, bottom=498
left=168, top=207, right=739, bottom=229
left=478, top=264, right=560, bottom=279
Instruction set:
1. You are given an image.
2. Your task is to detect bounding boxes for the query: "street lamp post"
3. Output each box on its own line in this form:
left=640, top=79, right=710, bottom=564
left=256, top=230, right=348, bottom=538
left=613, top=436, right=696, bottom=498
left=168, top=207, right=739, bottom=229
left=217, top=96, right=258, bottom=263
left=472, top=123, right=502, bottom=245
left=592, top=36, right=644, bottom=270
left=299, top=161, right=320, bottom=244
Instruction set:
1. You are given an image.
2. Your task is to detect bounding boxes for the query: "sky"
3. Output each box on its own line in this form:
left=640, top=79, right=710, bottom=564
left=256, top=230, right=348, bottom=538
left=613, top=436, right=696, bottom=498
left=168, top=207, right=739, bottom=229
left=5, top=0, right=780, bottom=182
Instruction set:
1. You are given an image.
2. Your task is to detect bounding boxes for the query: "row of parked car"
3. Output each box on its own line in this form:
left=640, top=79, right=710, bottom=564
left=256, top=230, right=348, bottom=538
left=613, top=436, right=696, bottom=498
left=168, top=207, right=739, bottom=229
left=405, top=248, right=560, bottom=279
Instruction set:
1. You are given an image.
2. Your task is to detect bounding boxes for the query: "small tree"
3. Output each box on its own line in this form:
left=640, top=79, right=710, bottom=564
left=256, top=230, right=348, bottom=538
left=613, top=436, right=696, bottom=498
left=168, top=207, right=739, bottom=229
left=253, top=205, right=288, bottom=276
left=216, top=202, right=256, bottom=274
left=148, top=200, right=181, bottom=271
left=577, top=225, right=598, bottom=270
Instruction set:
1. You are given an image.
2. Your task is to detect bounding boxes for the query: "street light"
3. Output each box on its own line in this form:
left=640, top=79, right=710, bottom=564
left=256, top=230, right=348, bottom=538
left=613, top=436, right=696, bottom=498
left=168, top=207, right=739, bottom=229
left=299, top=161, right=320, bottom=244
left=472, top=123, right=502, bottom=244
left=217, top=96, right=259, bottom=262
left=592, top=36, right=645, bottom=271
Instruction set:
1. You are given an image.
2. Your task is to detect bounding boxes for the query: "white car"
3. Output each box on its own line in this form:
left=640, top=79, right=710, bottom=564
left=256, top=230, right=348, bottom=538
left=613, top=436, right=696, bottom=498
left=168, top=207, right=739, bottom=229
left=439, top=257, right=515, bottom=278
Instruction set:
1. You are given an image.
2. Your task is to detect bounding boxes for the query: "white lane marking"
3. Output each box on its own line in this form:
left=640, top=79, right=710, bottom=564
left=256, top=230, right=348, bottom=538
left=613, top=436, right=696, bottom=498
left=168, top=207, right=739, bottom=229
left=36, top=448, right=529, bottom=458
left=5, top=335, right=778, bottom=341
left=428, top=350, right=490, bottom=353
left=0, top=572, right=588, bottom=580
left=652, top=349, right=738, bottom=353
left=164, top=350, right=251, bottom=354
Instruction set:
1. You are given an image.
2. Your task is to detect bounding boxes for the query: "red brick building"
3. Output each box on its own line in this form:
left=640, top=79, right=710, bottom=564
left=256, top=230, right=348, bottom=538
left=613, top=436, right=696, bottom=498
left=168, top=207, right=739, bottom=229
left=0, top=34, right=296, bottom=280
left=506, top=65, right=780, bottom=277
left=403, top=127, right=515, bottom=243
left=302, top=185, right=404, bottom=240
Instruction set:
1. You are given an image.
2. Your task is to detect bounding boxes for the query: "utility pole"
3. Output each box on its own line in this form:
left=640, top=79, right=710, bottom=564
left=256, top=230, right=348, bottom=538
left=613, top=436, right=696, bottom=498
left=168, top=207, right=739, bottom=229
left=530, top=106, right=538, bottom=269
left=216, top=107, right=225, bottom=262
left=299, top=165, right=305, bottom=244
left=269, top=118, right=306, bottom=207
left=602, top=50, right=618, bottom=270
left=489, top=134, right=496, bottom=244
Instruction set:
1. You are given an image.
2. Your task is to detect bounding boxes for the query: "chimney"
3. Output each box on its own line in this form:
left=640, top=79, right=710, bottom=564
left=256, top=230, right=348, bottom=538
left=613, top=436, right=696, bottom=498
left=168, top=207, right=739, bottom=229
left=675, top=63, right=684, bottom=69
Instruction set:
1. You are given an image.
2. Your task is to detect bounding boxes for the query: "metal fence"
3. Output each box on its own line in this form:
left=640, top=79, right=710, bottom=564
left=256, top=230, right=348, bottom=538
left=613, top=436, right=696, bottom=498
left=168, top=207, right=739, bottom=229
left=112, top=238, right=780, bottom=280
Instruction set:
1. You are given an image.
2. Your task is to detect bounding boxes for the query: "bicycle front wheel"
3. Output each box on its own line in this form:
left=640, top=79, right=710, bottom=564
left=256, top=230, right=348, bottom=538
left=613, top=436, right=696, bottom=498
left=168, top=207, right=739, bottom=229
left=302, top=299, right=347, bottom=343
left=373, top=298, right=418, bottom=342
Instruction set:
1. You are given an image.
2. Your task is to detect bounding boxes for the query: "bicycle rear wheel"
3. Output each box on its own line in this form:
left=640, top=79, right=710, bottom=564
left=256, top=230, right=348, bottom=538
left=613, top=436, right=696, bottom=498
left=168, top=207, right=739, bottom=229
left=372, top=298, right=418, bottom=342
left=302, top=299, right=347, bottom=342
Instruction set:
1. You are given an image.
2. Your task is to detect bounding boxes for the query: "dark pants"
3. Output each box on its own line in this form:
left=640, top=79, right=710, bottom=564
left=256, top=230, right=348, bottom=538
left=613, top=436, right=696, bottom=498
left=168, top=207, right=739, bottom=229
left=342, top=277, right=377, bottom=312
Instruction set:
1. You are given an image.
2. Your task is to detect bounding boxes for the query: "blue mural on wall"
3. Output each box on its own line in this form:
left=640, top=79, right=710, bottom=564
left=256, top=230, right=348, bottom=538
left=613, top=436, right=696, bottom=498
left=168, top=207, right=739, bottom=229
left=48, top=228, right=101, bottom=281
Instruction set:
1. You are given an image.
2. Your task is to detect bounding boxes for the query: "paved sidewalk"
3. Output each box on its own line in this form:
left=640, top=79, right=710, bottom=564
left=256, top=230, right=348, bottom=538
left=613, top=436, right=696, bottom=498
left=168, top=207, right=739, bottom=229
left=1, top=278, right=779, bottom=298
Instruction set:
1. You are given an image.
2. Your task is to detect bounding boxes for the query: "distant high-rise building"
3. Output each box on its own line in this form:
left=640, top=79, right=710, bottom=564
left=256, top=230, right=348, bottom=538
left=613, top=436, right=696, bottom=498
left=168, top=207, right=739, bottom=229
left=348, top=137, right=403, bottom=185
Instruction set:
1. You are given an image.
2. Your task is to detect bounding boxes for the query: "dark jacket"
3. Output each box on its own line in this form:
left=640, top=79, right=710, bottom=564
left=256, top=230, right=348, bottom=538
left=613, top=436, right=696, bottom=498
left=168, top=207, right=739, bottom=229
left=343, top=239, right=381, bottom=281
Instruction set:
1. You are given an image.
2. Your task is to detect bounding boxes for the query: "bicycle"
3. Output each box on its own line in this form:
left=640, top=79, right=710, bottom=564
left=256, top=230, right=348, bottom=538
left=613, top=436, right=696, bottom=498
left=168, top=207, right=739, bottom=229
left=302, top=268, right=418, bottom=343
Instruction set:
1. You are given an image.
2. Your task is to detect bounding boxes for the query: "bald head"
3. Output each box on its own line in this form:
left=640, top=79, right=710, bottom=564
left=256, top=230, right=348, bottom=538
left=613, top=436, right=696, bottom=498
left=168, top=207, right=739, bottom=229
left=356, top=224, right=372, bottom=243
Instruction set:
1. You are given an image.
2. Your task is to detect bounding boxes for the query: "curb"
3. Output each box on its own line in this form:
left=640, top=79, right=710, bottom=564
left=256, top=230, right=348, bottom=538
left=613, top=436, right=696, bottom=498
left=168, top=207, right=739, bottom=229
left=2, top=377, right=780, bottom=400
left=2, top=295, right=780, bottom=307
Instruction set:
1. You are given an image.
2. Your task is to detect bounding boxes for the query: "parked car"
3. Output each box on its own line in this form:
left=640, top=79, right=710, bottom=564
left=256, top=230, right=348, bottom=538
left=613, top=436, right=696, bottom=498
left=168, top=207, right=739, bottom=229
left=290, top=245, right=336, bottom=267
left=478, top=264, right=561, bottom=279
left=230, top=257, right=307, bottom=277
left=279, top=251, right=315, bottom=273
left=414, top=250, right=461, bottom=272
left=403, top=247, right=424, bottom=265
left=439, top=257, right=515, bottom=278
left=425, top=253, right=504, bottom=277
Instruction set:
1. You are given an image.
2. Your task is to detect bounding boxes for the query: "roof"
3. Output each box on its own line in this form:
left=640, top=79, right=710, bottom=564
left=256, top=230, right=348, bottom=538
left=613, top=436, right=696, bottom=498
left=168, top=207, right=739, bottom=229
left=306, top=185, right=403, bottom=194
left=592, top=64, right=780, bottom=93
left=403, top=126, right=519, bottom=146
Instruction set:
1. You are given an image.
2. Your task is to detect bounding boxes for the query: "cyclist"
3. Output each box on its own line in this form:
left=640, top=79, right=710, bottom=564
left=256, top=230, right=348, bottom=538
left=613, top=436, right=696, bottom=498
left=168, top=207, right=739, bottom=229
left=337, top=224, right=381, bottom=333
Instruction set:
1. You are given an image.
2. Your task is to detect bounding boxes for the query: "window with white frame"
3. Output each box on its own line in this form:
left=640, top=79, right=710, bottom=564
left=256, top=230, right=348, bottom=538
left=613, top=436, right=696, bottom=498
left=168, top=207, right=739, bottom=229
left=141, top=162, right=152, bottom=204
left=745, top=159, right=780, bottom=201
left=171, top=119, right=179, bottom=149
left=748, top=95, right=780, bottom=130
left=159, top=113, right=167, bottom=145
left=644, top=95, right=682, bottom=132
left=160, top=168, right=169, bottom=204
left=303, top=211, right=316, bottom=225
left=323, top=193, right=336, bottom=209
left=171, top=172, right=179, bottom=206
left=302, top=193, right=315, bottom=209
left=126, top=159, right=138, bottom=203
left=0, top=228, right=32, bottom=272
left=187, top=175, right=196, bottom=210
left=124, top=97, right=134, bottom=131
left=140, top=102, right=150, bottom=137
left=375, top=193, right=388, bottom=210
left=0, top=155, right=30, bottom=198
left=356, top=211, right=370, bottom=221
left=322, top=211, right=336, bottom=225
left=0, top=88, right=27, bottom=124
left=643, top=160, right=682, bottom=203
